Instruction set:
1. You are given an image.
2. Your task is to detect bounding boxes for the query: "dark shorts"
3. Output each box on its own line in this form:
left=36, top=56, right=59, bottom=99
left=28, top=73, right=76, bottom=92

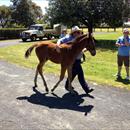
left=117, top=55, right=129, bottom=67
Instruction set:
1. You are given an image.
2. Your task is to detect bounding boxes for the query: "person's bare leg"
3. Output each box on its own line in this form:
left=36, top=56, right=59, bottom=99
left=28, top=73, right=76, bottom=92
left=117, top=66, right=122, bottom=76
left=125, top=66, right=129, bottom=78
left=116, top=66, right=122, bottom=80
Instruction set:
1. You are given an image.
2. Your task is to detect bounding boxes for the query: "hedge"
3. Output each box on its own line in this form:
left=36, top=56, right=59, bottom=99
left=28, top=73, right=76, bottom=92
left=96, top=39, right=116, bottom=49
left=52, top=39, right=117, bottom=50
left=0, top=28, right=26, bottom=40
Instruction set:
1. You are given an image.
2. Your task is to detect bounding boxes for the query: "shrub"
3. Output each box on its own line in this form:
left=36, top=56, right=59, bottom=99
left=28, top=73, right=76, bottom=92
left=52, top=39, right=117, bottom=50
left=0, top=28, right=26, bottom=40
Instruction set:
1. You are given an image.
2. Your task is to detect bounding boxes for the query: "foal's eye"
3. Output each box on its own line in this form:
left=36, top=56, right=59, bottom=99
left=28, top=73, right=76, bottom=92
left=93, top=38, right=97, bottom=43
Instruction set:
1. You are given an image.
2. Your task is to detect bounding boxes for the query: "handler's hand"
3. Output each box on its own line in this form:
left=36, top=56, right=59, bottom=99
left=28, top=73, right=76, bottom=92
left=55, top=45, right=61, bottom=53
left=125, top=42, right=129, bottom=46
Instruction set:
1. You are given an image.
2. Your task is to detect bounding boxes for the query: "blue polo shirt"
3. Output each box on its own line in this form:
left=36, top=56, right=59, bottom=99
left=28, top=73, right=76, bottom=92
left=57, top=34, right=75, bottom=44
left=116, top=36, right=130, bottom=56
left=57, top=34, right=83, bottom=60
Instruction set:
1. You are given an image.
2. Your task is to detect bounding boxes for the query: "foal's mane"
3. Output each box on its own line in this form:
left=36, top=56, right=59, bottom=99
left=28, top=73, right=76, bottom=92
left=71, top=34, right=88, bottom=46
left=63, top=34, right=88, bottom=46
left=60, top=34, right=89, bottom=51
left=75, top=34, right=88, bottom=42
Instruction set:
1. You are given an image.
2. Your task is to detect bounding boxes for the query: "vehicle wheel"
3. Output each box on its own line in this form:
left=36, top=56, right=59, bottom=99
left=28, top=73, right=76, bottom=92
left=47, top=36, right=52, bottom=40
left=22, top=38, right=27, bottom=42
left=39, top=37, right=43, bottom=40
left=31, top=35, right=36, bottom=41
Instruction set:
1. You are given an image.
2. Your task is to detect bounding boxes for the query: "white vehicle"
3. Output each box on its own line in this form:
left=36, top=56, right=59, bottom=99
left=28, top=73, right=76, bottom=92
left=123, top=21, right=130, bottom=27
left=21, top=24, right=60, bottom=42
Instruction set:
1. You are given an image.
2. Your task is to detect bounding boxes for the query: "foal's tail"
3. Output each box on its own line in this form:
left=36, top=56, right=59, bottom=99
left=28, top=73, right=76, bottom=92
left=25, top=43, right=38, bottom=58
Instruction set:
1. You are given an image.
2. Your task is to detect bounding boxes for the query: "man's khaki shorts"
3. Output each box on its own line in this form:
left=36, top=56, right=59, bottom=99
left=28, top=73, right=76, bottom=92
left=117, top=55, right=129, bottom=67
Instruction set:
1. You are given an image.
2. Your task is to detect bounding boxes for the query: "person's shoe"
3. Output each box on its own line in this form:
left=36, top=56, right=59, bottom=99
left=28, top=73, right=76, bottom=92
left=85, top=88, right=94, bottom=94
left=116, top=74, right=122, bottom=80
left=125, top=76, right=130, bottom=80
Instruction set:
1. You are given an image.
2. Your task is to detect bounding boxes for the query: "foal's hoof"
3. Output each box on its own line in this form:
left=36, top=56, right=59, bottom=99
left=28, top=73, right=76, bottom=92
left=51, top=88, right=54, bottom=93
left=70, top=90, right=78, bottom=95
left=34, top=84, right=38, bottom=88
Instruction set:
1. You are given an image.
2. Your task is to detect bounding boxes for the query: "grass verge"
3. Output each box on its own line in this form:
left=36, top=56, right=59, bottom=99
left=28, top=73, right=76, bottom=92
left=0, top=40, right=129, bottom=90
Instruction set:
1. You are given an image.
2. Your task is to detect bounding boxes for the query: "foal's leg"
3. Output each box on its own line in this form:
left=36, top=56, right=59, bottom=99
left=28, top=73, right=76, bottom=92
left=34, top=68, right=38, bottom=87
left=51, top=66, right=66, bottom=92
left=37, top=61, right=49, bottom=92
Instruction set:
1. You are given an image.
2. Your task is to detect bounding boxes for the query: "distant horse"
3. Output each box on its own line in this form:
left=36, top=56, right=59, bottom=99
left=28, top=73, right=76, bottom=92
left=25, top=34, right=96, bottom=93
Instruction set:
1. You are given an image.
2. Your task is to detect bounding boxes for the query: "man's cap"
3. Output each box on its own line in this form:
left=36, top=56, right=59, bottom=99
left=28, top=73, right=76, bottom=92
left=62, top=29, right=67, bottom=32
left=123, top=28, right=129, bottom=33
left=71, top=26, right=81, bottom=33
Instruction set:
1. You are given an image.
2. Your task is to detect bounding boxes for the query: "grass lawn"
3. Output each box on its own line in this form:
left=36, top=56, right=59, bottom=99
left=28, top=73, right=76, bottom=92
left=94, top=32, right=122, bottom=40
left=0, top=31, right=129, bottom=90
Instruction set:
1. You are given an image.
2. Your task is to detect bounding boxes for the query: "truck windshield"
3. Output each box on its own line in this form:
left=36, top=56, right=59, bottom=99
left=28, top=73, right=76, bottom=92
left=29, top=26, right=40, bottom=30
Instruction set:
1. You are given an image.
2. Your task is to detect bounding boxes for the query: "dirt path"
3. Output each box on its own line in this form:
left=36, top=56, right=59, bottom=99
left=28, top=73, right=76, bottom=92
left=0, top=60, right=130, bottom=130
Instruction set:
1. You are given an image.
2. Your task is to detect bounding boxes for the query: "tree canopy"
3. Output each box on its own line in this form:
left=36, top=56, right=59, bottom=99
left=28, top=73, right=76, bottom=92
left=45, top=0, right=126, bottom=28
left=10, top=0, right=43, bottom=27
left=1, top=0, right=129, bottom=28
left=0, top=5, right=12, bottom=28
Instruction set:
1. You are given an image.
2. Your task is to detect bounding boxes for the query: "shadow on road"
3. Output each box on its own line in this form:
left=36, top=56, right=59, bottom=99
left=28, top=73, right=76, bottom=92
left=17, top=86, right=94, bottom=116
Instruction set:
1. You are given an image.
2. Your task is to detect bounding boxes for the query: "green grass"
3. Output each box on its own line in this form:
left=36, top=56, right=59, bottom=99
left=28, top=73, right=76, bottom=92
left=83, top=50, right=130, bottom=89
left=0, top=38, right=129, bottom=90
left=94, top=32, right=122, bottom=40
left=0, top=43, right=61, bottom=73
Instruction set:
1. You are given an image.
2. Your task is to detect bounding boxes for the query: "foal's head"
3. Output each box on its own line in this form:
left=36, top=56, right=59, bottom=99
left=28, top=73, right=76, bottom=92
left=71, top=34, right=96, bottom=56
left=85, top=34, right=96, bottom=56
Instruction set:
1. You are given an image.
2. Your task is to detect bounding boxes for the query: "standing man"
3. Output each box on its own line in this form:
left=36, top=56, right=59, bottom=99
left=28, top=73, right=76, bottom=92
left=116, top=28, right=130, bottom=80
left=60, top=29, right=67, bottom=38
left=56, top=26, right=94, bottom=94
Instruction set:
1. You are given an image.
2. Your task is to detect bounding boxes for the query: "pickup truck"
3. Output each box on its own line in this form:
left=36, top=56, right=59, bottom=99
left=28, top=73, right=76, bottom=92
left=21, top=24, right=60, bottom=42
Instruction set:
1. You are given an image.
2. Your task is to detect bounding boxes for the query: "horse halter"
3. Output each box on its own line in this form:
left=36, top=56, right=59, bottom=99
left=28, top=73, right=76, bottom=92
left=86, top=34, right=96, bottom=56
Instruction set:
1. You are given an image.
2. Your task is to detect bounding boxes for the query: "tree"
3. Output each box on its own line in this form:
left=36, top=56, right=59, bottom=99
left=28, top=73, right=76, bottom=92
left=100, top=0, right=124, bottom=27
left=31, top=2, right=43, bottom=21
left=10, top=0, right=43, bottom=27
left=0, top=5, right=12, bottom=28
left=122, top=0, right=130, bottom=20
left=45, top=0, right=125, bottom=29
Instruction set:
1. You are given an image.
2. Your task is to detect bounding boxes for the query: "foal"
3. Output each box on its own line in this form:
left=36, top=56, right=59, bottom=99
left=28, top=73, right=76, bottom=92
left=25, top=34, right=96, bottom=93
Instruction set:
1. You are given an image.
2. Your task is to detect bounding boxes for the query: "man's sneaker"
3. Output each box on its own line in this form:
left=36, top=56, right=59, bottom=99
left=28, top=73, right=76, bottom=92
left=125, top=76, right=130, bottom=80
left=116, top=74, right=122, bottom=80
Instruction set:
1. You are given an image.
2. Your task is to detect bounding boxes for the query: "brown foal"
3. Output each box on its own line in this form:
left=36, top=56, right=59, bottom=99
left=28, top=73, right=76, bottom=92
left=25, top=34, right=96, bottom=93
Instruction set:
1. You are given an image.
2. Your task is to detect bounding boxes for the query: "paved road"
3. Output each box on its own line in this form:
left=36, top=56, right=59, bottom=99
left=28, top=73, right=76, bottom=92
left=0, top=38, right=48, bottom=47
left=0, top=39, right=130, bottom=130
left=0, top=39, right=23, bottom=47
left=0, top=60, right=130, bottom=130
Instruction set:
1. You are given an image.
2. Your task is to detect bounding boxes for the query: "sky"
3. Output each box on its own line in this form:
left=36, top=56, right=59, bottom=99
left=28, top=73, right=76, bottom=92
left=0, top=0, right=48, bottom=14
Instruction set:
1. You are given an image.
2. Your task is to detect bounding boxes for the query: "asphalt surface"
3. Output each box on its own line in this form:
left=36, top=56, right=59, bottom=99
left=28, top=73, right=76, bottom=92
left=0, top=39, right=22, bottom=47
left=0, top=40, right=130, bottom=130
